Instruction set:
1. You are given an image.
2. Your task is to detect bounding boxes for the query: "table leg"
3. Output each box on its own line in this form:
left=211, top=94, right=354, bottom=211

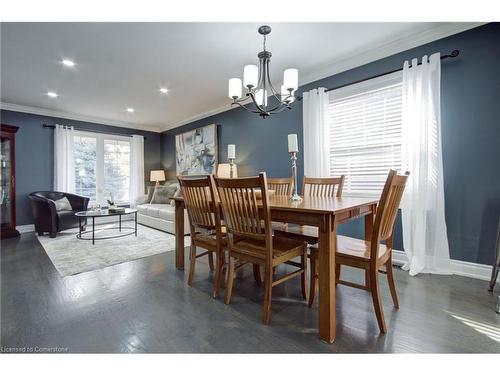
left=317, top=213, right=336, bottom=343
left=175, top=200, right=185, bottom=270
left=78, top=216, right=81, bottom=238
left=92, top=217, right=95, bottom=245
left=119, top=214, right=122, bottom=232
left=135, top=212, right=137, bottom=237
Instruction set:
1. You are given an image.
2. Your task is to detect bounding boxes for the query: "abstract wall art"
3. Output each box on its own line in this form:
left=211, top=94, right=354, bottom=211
left=175, top=124, right=218, bottom=175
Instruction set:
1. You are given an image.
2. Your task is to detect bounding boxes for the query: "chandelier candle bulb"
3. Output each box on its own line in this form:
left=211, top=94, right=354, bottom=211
left=288, top=134, right=298, bottom=153
left=228, top=78, right=242, bottom=99
left=243, top=65, right=259, bottom=88
left=284, top=69, right=299, bottom=91
left=227, top=144, right=236, bottom=160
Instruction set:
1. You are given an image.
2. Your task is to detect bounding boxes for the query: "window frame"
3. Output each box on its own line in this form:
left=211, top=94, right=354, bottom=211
left=74, top=130, right=131, bottom=205
left=327, top=71, right=404, bottom=198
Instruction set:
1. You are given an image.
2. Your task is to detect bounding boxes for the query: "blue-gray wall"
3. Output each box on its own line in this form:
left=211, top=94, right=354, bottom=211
left=0, top=110, right=162, bottom=225
left=161, top=23, right=500, bottom=265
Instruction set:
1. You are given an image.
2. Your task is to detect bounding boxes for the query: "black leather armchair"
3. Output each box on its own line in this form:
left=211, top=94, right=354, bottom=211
left=28, top=191, right=90, bottom=238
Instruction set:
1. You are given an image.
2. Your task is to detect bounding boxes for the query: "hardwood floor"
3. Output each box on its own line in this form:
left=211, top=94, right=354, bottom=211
left=1, top=232, right=499, bottom=353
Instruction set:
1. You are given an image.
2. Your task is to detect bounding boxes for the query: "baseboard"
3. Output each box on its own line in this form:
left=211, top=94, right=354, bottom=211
left=392, top=250, right=497, bottom=283
left=16, top=216, right=132, bottom=234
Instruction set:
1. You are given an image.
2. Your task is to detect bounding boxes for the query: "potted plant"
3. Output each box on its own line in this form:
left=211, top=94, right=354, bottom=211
left=107, top=193, right=116, bottom=210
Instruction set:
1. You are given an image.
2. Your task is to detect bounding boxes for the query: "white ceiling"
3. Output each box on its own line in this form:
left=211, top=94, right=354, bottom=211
left=0, top=22, right=481, bottom=132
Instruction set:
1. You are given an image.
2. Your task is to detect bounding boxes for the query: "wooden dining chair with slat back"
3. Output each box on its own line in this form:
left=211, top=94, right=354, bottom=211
left=267, top=177, right=294, bottom=234
left=214, top=173, right=308, bottom=325
left=267, top=177, right=294, bottom=196
left=178, top=175, right=226, bottom=298
left=309, top=169, right=409, bottom=333
left=273, top=175, right=345, bottom=303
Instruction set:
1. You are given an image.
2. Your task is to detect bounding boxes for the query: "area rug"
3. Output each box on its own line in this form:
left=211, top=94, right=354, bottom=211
left=37, top=224, right=190, bottom=277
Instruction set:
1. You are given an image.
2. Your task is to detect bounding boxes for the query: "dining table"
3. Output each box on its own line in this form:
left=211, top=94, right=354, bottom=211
left=173, top=194, right=378, bottom=343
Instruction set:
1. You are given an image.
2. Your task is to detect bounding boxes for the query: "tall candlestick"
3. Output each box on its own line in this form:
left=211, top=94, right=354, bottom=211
left=288, top=134, right=298, bottom=153
left=289, top=151, right=302, bottom=202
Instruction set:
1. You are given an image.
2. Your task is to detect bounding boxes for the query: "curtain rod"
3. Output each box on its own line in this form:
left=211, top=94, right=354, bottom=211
left=42, top=124, right=146, bottom=139
left=298, top=49, right=459, bottom=99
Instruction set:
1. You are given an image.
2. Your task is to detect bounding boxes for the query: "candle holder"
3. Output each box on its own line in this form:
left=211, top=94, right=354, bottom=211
left=289, top=152, right=302, bottom=201
left=229, top=158, right=235, bottom=178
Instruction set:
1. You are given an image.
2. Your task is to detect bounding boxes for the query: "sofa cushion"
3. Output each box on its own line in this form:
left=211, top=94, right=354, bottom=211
left=137, top=204, right=175, bottom=222
left=151, top=185, right=178, bottom=204
left=157, top=205, right=175, bottom=221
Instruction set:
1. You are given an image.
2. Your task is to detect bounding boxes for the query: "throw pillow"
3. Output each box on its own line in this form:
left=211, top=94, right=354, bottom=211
left=146, top=186, right=155, bottom=203
left=53, top=197, right=72, bottom=211
left=150, top=185, right=178, bottom=204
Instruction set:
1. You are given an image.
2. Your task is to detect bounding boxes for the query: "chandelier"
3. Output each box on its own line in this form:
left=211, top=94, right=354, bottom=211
left=228, top=25, right=298, bottom=118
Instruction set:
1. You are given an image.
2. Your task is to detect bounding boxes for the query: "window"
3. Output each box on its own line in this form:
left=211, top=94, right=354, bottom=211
left=74, top=132, right=131, bottom=205
left=328, top=72, right=403, bottom=196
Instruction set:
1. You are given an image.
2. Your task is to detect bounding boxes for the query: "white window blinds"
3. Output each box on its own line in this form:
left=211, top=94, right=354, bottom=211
left=328, top=72, right=403, bottom=196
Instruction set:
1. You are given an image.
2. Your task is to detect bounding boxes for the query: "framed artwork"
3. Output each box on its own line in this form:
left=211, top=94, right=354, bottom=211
left=175, top=124, right=218, bottom=175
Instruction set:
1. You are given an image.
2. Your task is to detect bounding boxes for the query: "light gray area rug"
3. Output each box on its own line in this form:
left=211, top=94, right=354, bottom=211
left=37, top=224, right=190, bottom=277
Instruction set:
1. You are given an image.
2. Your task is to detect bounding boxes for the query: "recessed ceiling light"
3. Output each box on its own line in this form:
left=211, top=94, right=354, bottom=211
left=47, top=91, right=58, bottom=98
left=126, top=107, right=135, bottom=113
left=159, top=87, right=169, bottom=94
left=61, top=59, right=75, bottom=67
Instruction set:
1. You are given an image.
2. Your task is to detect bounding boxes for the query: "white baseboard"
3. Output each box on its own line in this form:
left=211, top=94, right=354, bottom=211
left=16, top=216, right=132, bottom=234
left=392, top=250, right=497, bottom=283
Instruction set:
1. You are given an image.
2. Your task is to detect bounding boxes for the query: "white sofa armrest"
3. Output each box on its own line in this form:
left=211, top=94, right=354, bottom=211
left=134, top=194, right=150, bottom=206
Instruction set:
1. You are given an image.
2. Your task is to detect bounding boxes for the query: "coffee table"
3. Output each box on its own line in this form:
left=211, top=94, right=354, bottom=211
left=75, top=208, right=138, bottom=245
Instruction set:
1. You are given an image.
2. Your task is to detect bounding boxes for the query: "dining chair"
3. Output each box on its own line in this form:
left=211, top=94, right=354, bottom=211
left=309, top=169, right=409, bottom=333
left=214, top=172, right=308, bottom=325
left=178, top=175, right=226, bottom=299
left=267, top=177, right=294, bottom=196
left=273, top=175, right=345, bottom=303
left=267, top=177, right=294, bottom=235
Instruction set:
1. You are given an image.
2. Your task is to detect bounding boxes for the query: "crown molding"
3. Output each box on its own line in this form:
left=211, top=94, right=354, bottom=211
left=161, top=104, right=235, bottom=132
left=0, top=102, right=162, bottom=133
left=298, top=22, right=485, bottom=87
left=160, top=22, right=486, bottom=132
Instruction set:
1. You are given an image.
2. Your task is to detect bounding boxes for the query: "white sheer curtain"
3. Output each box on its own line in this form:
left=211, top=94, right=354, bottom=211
left=129, top=135, right=145, bottom=207
left=401, top=53, right=451, bottom=276
left=54, top=124, right=75, bottom=193
left=303, top=87, right=330, bottom=177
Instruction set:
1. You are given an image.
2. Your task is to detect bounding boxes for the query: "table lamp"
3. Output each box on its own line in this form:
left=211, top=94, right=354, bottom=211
left=150, top=170, right=166, bottom=187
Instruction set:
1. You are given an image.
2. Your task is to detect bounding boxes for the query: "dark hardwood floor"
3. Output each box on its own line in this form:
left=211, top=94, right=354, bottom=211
left=1, top=230, right=499, bottom=353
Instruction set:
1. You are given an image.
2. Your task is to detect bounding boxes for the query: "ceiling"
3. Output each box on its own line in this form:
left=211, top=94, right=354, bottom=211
left=0, top=22, right=480, bottom=132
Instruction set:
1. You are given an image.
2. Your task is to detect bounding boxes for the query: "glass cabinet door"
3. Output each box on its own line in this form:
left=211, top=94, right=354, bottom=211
left=0, top=136, right=12, bottom=229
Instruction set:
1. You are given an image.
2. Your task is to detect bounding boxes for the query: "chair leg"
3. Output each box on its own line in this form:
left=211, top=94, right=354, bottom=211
left=370, top=268, right=387, bottom=333
left=262, top=265, right=273, bottom=325
left=224, top=256, right=236, bottom=305
left=335, top=264, right=341, bottom=285
left=300, top=248, right=308, bottom=300
left=188, top=244, right=197, bottom=286
left=212, top=252, right=224, bottom=299
left=386, top=258, right=399, bottom=309
left=308, top=251, right=318, bottom=307
left=208, top=252, right=215, bottom=271
left=49, top=232, right=57, bottom=238
left=253, top=264, right=262, bottom=286
left=365, top=270, right=371, bottom=288
left=37, top=231, right=44, bottom=236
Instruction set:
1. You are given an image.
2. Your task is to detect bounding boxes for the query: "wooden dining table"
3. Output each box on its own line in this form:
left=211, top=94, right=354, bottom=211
left=173, top=194, right=378, bottom=343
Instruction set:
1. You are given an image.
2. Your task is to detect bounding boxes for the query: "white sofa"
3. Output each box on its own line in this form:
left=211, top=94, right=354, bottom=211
left=134, top=182, right=189, bottom=234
